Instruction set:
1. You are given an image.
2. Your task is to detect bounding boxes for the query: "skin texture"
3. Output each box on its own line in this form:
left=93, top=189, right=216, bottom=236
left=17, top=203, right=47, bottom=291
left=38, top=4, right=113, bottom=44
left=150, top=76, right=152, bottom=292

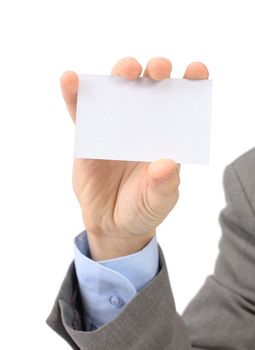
left=61, top=57, right=209, bottom=260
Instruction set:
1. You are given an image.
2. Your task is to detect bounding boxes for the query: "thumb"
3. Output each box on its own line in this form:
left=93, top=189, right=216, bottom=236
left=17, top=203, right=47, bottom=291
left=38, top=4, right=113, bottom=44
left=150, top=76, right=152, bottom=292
left=146, top=159, right=180, bottom=216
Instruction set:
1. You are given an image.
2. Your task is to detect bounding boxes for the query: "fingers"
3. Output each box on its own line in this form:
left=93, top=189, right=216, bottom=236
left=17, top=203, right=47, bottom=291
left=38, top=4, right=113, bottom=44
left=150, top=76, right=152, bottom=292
left=61, top=60, right=209, bottom=124
left=143, top=57, right=172, bottom=80
left=111, top=57, right=142, bottom=80
left=112, top=58, right=208, bottom=81
left=183, top=62, right=209, bottom=80
left=60, top=71, right=79, bottom=123
left=111, top=56, right=172, bottom=81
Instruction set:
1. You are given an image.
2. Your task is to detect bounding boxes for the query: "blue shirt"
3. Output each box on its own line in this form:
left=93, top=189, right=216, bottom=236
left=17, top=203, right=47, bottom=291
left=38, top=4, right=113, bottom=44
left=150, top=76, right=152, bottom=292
left=74, top=230, right=160, bottom=331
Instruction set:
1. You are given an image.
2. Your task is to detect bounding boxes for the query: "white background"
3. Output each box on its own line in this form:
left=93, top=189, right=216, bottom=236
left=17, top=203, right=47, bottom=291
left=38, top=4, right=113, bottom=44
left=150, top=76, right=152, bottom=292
left=0, top=0, right=254, bottom=349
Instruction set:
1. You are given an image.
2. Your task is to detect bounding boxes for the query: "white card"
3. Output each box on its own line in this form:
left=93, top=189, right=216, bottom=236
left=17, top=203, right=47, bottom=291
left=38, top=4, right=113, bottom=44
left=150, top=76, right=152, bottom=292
left=74, top=74, right=213, bottom=164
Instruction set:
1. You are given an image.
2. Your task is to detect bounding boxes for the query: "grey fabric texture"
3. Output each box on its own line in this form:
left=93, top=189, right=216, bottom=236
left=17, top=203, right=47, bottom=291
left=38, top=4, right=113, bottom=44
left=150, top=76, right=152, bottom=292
left=46, top=147, right=255, bottom=349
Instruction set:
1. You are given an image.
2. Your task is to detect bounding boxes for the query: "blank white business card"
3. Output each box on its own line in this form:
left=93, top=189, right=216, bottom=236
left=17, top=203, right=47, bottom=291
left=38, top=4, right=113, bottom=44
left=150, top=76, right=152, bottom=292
left=74, top=74, right=213, bottom=164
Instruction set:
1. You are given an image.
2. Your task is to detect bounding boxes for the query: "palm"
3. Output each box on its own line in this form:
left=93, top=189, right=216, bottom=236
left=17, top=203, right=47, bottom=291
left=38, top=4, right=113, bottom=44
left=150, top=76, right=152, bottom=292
left=73, top=158, right=158, bottom=238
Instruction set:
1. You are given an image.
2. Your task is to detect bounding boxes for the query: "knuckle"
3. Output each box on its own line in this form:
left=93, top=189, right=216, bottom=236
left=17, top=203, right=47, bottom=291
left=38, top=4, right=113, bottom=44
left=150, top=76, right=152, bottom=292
left=141, top=188, right=161, bottom=223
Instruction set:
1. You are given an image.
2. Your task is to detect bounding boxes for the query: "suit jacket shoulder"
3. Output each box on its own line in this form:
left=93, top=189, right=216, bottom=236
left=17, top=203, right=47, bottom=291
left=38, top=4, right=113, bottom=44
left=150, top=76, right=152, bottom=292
left=230, top=147, right=255, bottom=214
left=182, top=147, right=255, bottom=349
left=231, top=146, right=255, bottom=170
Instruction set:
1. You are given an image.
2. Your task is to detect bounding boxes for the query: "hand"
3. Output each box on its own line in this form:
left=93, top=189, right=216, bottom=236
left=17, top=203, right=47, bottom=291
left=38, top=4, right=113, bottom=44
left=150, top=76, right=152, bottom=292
left=61, top=57, right=209, bottom=260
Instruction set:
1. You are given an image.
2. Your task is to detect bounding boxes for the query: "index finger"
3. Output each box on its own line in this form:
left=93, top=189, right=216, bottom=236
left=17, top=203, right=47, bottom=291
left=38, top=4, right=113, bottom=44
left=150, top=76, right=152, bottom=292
left=60, top=70, right=79, bottom=123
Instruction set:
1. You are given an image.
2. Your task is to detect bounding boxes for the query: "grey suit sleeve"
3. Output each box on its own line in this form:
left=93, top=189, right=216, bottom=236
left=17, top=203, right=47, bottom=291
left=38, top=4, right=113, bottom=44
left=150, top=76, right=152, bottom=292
left=46, top=244, right=191, bottom=350
left=46, top=150, right=255, bottom=350
left=182, top=159, right=255, bottom=349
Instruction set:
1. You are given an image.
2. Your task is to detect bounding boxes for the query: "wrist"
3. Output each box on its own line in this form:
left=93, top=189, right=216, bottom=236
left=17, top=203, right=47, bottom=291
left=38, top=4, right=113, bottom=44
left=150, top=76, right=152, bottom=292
left=86, top=230, right=155, bottom=261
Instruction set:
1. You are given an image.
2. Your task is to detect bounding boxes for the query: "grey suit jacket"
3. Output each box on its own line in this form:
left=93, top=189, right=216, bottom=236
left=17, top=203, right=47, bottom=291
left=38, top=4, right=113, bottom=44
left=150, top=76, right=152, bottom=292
left=46, top=147, right=255, bottom=349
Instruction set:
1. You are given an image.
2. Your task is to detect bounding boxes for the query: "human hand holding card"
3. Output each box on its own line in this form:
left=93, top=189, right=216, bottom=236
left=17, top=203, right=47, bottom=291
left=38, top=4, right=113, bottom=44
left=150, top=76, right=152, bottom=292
left=74, top=74, right=213, bottom=164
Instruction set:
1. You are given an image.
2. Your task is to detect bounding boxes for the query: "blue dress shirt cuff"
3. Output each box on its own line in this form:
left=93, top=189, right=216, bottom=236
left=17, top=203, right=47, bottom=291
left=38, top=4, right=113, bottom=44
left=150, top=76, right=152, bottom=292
left=73, top=229, right=159, bottom=330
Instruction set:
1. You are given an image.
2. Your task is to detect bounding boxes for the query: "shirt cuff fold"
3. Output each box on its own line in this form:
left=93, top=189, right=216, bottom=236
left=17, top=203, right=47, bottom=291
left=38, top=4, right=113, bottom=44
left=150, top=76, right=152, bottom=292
left=74, top=229, right=159, bottom=329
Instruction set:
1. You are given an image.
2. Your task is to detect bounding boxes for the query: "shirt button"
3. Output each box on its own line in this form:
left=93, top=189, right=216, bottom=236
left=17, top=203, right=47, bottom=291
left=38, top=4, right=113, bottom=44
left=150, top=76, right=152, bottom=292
left=109, top=295, right=125, bottom=308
